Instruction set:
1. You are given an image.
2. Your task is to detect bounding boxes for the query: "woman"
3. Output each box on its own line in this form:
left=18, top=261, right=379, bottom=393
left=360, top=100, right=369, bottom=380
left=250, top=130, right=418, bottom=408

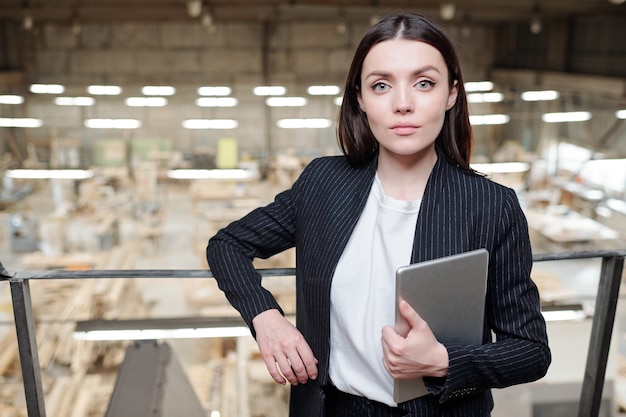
left=207, top=13, right=550, bottom=417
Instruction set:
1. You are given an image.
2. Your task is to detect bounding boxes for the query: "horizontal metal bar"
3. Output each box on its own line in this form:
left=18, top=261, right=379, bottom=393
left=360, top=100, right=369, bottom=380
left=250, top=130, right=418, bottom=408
left=2, top=250, right=624, bottom=282
left=3, top=267, right=297, bottom=281
left=532, top=250, right=626, bottom=262
left=75, top=316, right=248, bottom=332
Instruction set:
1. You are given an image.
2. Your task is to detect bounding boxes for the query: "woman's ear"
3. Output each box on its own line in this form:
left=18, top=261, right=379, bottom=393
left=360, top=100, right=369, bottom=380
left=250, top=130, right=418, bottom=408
left=356, top=89, right=365, bottom=112
left=446, top=80, right=459, bottom=110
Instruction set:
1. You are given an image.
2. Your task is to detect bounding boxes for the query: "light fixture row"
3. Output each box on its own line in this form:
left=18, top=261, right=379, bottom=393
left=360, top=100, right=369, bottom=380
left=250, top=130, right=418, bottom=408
left=23, top=80, right=507, bottom=97
left=1, top=92, right=556, bottom=107
left=0, top=95, right=320, bottom=108
left=22, top=84, right=342, bottom=97
left=1, top=95, right=320, bottom=108
left=0, top=84, right=345, bottom=108
left=2, top=83, right=566, bottom=108
left=0, top=117, right=334, bottom=130
left=0, top=90, right=569, bottom=109
left=3, top=110, right=622, bottom=131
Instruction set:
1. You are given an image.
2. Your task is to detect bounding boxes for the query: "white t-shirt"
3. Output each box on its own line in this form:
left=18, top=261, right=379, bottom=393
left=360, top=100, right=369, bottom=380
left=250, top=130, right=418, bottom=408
left=329, top=173, right=421, bottom=406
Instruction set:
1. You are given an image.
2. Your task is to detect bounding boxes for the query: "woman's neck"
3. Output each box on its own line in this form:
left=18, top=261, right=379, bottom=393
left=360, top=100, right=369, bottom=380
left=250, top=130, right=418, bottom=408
left=376, top=147, right=438, bottom=200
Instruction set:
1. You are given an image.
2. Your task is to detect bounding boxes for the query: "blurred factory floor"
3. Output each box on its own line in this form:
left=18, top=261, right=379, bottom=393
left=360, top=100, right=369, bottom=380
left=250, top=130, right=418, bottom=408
left=0, top=180, right=624, bottom=416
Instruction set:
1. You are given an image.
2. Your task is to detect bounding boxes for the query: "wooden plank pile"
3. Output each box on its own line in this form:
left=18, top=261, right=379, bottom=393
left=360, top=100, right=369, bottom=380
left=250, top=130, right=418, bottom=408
left=0, top=242, right=151, bottom=417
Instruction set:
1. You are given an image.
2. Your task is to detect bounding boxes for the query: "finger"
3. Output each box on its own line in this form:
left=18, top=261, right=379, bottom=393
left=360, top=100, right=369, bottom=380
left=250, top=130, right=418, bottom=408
left=287, top=354, right=309, bottom=384
left=275, top=356, right=300, bottom=385
left=296, top=344, right=319, bottom=381
left=382, top=324, right=404, bottom=352
left=381, top=327, right=406, bottom=376
left=399, top=299, right=423, bottom=328
left=263, top=355, right=287, bottom=385
left=381, top=347, right=408, bottom=379
left=381, top=324, right=398, bottom=341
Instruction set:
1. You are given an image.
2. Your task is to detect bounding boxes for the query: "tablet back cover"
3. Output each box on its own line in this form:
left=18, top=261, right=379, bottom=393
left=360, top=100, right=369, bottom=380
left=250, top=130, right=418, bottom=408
left=393, top=249, right=489, bottom=403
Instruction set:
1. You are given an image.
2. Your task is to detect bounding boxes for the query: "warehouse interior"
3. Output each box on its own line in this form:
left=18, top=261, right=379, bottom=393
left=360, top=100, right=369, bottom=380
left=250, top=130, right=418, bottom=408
left=0, top=0, right=625, bottom=416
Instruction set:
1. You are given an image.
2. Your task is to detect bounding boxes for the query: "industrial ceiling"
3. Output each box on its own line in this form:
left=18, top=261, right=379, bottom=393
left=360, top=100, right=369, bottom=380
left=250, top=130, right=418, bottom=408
left=0, top=0, right=624, bottom=26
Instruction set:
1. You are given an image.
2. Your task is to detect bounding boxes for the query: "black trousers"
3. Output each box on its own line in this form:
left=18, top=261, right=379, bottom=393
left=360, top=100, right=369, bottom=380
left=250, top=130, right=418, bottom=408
left=324, top=384, right=407, bottom=417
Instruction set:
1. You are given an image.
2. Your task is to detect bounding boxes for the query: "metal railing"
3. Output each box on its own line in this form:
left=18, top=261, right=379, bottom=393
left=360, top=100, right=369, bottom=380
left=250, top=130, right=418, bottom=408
left=1, top=250, right=625, bottom=417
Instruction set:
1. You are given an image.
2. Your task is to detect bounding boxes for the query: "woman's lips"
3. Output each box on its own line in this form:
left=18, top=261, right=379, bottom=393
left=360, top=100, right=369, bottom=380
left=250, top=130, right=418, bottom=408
left=391, top=124, right=419, bottom=135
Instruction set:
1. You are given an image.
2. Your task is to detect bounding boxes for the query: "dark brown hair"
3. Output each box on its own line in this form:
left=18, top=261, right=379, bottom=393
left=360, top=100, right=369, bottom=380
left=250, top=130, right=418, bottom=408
left=337, top=13, right=473, bottom=170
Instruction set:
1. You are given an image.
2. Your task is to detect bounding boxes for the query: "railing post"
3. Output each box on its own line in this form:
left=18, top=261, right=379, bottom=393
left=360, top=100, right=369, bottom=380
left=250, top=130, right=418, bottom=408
left=10, top=278, right=47, bottom=417
left=578, top=254, right=625, bottom=417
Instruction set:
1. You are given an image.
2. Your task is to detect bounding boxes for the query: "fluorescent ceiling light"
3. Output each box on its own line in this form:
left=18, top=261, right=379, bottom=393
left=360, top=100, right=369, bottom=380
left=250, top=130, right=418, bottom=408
left=277, top=118, right=332, bottom=129
left=125, top=97, right=168, bottom=107
left=182, top=119, right=239, bottom=129
left=198, top=86, right=232, bottom=96
left=73, top=317, right=251, bottom=341
left=464, top=81, right=494, bottom=92
left=253, top=86, right=286, bottom=96
left=0, top=117, right=43, bottom=128
left=87, top=85, right=122, bottom=95
left=196, top=97, right=238, bottom=107
left=470, top=162, right=529, bottom=174
left=521, top=90, right=560, bottom=101
left=307, top=85, right=341, bottom=95
left=467, top=92, right=504, bottom=103
left=616, top=110, right=626, bottom=119
left=142, top=86, right=176, bottom=96
left=542, top=111, right=592, bottom=123
left=0, top=95, right=24, bottom=104
left=265, top=97, right=307, bottom=107
left=469, top=114, right=510, bottom=125
left=5, top=169, right=94, bottom=179
left=30, top=84, right=65, bottom=94
left=167, top=168, right=259, bottom=180
left=54, top=97, right=95, bottom=106
left=84, top=119, right=141, bottom=129
left=334, top=97, right=343, bottom=106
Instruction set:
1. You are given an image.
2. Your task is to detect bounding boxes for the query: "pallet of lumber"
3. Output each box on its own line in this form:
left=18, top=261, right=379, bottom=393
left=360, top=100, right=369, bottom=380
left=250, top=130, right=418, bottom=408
left=0, top=242, right=150, bottom=416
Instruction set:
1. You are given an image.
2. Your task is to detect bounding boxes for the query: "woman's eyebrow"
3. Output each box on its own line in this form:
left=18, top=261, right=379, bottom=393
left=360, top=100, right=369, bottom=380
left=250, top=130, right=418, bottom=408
left=363, top=70, right=392, bottom=80
left=363, top=65, right=441, bottom=80
left=412, top=65, right=441, bottom=76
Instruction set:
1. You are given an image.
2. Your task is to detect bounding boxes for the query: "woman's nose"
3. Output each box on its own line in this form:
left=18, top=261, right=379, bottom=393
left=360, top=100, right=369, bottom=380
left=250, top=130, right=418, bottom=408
left=393, top=90, right=413, bottom=113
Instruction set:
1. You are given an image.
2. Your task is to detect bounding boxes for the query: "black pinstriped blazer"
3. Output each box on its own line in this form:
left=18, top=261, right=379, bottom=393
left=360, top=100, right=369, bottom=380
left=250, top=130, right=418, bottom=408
left=206, top=150, right=551, bottom=417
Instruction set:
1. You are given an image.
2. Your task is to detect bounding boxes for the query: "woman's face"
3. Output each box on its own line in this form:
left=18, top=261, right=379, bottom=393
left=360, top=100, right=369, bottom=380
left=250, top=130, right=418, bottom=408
left=357, top=39, right=458, bottom=162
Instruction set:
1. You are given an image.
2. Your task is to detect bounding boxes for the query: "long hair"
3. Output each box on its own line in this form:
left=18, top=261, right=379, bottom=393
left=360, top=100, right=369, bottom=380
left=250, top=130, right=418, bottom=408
left=337, top=13, right=473, bottom=171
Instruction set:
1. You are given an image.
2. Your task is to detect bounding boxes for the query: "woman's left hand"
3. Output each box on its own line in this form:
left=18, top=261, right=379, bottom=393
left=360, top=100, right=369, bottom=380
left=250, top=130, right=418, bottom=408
left=381, top=299, right=449, bottom=379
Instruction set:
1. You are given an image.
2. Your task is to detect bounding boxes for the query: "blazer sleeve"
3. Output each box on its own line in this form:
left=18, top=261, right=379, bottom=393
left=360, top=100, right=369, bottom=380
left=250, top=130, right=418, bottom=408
left=205, top=166, right=310, bottom=334
left=425, top=187, right=551, bottom=403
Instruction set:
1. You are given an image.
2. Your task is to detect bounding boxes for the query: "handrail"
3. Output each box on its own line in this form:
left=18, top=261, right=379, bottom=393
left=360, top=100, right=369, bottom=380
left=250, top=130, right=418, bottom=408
left=1, top=249, right=625, bottom=417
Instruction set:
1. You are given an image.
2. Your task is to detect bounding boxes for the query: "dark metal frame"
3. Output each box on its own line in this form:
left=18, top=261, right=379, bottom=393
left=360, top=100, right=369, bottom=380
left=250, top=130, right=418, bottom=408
left=1, top=251, right=624, bottom=417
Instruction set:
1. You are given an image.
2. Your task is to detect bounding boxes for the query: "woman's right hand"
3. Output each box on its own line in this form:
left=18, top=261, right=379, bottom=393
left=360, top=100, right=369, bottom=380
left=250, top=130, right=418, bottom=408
left=252, top=308, right=318, bottom=385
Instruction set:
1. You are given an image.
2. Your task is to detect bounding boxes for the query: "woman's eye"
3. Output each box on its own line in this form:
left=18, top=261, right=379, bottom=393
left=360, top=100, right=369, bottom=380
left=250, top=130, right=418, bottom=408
left=372, top=82, right=390, bottom=92
left=416, top=80, right=435, bottom=89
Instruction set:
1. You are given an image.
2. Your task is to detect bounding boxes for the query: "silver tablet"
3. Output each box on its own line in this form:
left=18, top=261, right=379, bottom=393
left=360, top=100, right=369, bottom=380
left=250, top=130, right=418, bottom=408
left=393, top=248, right=489, bottom=403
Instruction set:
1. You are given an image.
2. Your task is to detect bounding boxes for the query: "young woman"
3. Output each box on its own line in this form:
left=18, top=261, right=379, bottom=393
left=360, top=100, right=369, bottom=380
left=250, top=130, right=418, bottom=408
left=207, top=13, right=550, bottom=417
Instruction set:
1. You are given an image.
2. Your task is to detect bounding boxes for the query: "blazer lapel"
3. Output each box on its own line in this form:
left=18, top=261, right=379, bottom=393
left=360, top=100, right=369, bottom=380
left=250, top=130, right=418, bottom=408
left=317, top=158, right=377, bottom=279
left=411, top=152, right=449, bottom=263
